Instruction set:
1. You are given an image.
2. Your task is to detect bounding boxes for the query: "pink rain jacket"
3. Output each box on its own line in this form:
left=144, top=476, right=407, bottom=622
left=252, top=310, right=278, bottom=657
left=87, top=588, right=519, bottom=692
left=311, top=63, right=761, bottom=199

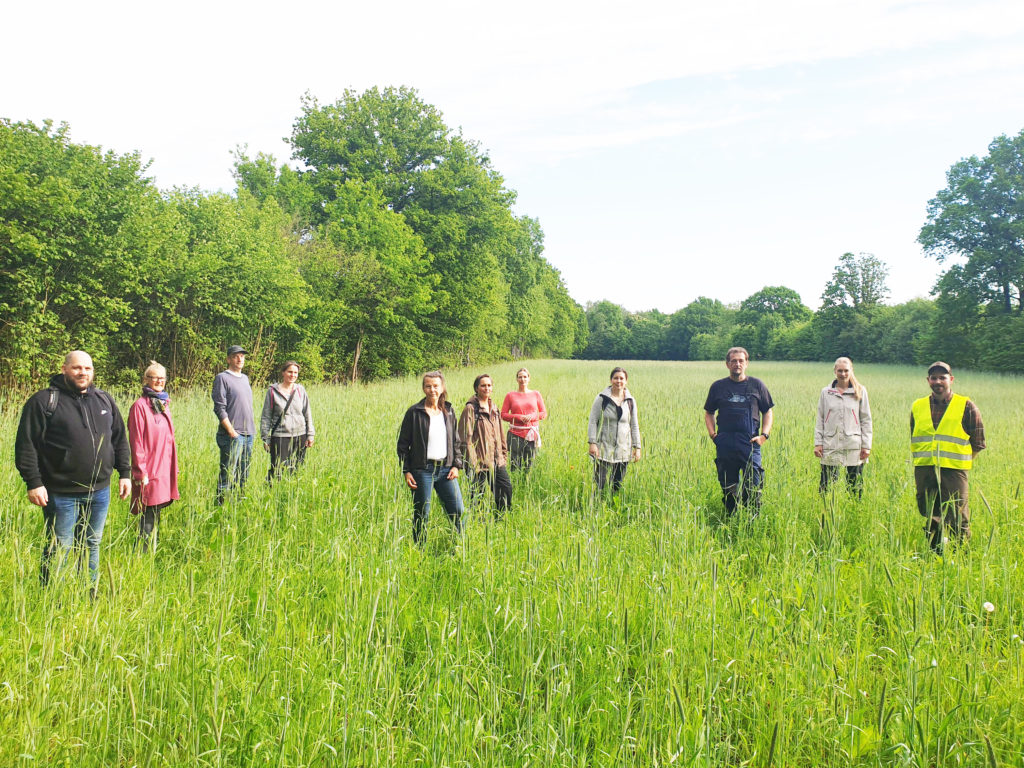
left=128, top=397, right=180, bottom=513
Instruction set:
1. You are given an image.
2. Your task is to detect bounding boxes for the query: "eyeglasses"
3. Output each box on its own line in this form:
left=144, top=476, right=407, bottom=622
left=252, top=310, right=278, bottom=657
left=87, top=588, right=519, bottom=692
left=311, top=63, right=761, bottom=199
left=147, top=376, right=166, bottom=382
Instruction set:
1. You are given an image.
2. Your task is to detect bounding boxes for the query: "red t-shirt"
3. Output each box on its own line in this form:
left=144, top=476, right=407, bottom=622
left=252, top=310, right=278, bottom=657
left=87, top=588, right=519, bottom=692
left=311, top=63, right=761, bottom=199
left=501, top=390, right=547, bottom=441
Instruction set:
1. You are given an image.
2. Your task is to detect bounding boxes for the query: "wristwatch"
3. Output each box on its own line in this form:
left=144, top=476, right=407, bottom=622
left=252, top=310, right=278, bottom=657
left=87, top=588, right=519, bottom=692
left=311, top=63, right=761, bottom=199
left=760, top=432, right=770, bottom=440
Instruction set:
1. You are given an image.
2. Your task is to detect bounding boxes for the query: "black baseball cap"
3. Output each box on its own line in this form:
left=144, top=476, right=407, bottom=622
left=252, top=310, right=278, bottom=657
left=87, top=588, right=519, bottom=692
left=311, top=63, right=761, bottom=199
left=226, top=345, right=248, bottom=356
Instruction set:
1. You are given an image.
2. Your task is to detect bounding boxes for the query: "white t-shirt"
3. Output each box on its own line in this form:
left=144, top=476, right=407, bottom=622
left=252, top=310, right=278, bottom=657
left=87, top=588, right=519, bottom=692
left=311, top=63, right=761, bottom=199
left=426, top=412, right=447, bottom=461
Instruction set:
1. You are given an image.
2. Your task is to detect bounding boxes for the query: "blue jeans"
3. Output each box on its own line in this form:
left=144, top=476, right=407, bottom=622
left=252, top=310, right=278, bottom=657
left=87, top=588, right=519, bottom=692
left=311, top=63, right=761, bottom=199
left=410, top=463, right=464, bottom=544
left=41, top=485, right=111, bottom=585
left=216, top=432, right=254, bottom=504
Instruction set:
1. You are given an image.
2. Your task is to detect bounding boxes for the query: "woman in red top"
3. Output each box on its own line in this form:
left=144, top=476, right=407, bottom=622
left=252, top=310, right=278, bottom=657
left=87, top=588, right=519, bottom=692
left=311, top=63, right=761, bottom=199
left=501, top=368, right=547, bottom=472
left=127, top=361, right=180, bottom=551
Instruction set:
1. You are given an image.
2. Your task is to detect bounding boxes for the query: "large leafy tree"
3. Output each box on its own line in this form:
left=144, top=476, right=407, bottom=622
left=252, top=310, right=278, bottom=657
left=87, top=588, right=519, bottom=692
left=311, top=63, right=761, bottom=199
left=127, top=189, right=307, bottom=383
left=663, top=297, right=729, bottom=360
left=307, top=180, right=433, bottom=381
left=736, top=286, right=811, bottom=327
left=820, top=252, right=890, bottom=309
left=0, top=119, right=154, bottom=383
left=580, top=301, right=630, bottom=359
left=288, top=87, right=528, bottom=363
left=919, top=129, right=1024, bottom=314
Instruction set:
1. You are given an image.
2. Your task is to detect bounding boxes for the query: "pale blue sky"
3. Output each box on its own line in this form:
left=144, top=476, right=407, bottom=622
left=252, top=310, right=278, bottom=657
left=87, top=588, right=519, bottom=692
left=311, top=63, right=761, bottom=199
left=5, top=0, right=1024, bottom=313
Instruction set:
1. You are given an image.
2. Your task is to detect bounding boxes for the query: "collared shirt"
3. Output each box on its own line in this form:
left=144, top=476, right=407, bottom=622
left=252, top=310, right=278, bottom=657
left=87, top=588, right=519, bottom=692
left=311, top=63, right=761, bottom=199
left=910, top=392, right=985, bottom=453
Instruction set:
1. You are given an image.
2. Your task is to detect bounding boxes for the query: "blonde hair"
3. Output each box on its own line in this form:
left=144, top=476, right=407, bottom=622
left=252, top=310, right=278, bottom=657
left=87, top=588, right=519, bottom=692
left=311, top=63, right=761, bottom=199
left=143, top=360, right=166, bottom=383
left=834, top=357, right=863, bottom=400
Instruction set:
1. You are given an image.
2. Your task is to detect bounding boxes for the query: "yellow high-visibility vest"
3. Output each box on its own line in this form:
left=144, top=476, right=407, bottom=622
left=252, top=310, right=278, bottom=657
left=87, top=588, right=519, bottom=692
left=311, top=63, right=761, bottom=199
left=911, top=394, right=972, bottom=470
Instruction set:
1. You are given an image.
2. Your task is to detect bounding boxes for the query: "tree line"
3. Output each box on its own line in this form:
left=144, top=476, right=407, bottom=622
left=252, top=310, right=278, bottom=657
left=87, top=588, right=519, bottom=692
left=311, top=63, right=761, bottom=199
left=580, top=128, right=1024, bottom=371
left=4, top=98, right=1021, bottom=384
left=0, top=87, right=588, bottom=389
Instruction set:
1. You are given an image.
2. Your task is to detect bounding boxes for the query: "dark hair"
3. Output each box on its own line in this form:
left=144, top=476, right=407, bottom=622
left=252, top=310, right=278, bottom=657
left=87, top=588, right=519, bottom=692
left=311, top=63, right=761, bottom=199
left=610, top=366, right=628, bottom=381
left=281, top=360, right=300, bottom=374
left=422, top=370, right=448, bottom=404
left=473, top=373, right=492, bottom=394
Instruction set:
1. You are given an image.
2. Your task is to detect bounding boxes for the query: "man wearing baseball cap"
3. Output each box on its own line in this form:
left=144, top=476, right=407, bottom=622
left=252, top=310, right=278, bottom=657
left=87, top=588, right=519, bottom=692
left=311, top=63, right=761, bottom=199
left=212, top=345, right=255, bottom=504
left=910, top=361, right=985, bottom=553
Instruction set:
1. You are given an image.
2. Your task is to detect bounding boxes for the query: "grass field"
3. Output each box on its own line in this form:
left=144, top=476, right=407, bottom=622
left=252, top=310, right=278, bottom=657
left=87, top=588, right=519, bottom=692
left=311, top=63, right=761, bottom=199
left=1, top=360, right=1022, bottom=767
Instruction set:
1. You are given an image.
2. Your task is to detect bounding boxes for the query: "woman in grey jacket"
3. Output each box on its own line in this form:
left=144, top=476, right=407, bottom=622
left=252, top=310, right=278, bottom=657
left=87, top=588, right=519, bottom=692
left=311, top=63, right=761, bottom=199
left=587, top=367, right=642, bottom=495
left=260, top=360, right=315, bottom=482
left=814, top=356, right=871, bottom=495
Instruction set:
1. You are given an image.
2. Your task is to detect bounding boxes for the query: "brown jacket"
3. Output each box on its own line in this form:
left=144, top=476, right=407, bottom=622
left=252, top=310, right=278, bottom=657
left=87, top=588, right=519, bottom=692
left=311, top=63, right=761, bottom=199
left=458, top=396, right=508, bottom=471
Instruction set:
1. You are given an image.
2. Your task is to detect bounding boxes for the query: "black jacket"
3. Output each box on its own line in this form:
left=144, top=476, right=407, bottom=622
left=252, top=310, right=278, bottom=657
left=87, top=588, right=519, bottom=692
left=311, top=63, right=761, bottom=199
left=396, top=398, right=464, bottom=473
left=15, top=374, right=131, bottom=493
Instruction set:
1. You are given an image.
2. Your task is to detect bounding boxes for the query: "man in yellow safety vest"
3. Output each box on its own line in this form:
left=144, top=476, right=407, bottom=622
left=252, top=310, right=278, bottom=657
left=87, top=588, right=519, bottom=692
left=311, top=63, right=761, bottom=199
left=910, top=361, right=985, bottom=553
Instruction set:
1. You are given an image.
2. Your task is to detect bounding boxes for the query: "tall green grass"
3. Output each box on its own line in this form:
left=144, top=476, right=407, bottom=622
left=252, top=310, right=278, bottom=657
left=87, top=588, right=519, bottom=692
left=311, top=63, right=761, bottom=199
left=1, top=361, right=1021, bottom=766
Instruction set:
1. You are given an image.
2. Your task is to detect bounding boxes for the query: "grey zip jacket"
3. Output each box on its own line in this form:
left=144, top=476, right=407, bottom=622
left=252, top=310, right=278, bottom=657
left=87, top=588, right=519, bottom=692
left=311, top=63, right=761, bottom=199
left=260, top=383, right=315, bottom=442
left=587, top=386, right=641, bottom=463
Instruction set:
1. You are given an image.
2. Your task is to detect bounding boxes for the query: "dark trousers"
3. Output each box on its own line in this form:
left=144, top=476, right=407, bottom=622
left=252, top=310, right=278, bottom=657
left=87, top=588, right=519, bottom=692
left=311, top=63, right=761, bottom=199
left=508, top=434, right=536, bottom=472
left=267, top=434, right=308, bottom=482
left=819, top=464, right=863, bottom=496
left=715, top=450, right=763, bottom=514
left=470, top=466, right=512, bottom=517
left=594, top=460, right=628, bottom=495
left=137, top=501, right=171, bottom=552
left=915, top=466, right=970, bottom=550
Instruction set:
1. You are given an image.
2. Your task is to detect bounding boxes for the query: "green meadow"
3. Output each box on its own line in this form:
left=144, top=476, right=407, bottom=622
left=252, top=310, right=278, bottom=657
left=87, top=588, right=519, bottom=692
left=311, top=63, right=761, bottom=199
left=1, top=360, right=1022, bottom=767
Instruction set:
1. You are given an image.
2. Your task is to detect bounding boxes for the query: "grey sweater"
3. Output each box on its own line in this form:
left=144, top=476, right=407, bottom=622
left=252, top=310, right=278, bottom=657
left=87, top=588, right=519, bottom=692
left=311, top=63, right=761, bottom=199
left=587, top=387, right=641, bottom=463
left=260, top=384, right=315, bottom=441
left=212, top=370, right=255, bottom=435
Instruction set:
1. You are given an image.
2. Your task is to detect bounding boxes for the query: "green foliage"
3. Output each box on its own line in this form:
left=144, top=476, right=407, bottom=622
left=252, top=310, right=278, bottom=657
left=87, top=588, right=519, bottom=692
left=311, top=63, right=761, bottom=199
left=737, top=285, right=812, bottom=328
left=0, top=119, right=152, bottom=384
left=306, top=180, right=433, bottom=381
left=663, top=297, right=730, bottom=360
left=286, top=86, right=584, bottom=370
left=821, top=252, right=890, bottom=309
left=3, top=89, right=586, bottom=388
left=920, top=129, right=1024, bottom=314
left=689, top=330, right=733, bottom=361
left=579, top=300, right=630, bottom=359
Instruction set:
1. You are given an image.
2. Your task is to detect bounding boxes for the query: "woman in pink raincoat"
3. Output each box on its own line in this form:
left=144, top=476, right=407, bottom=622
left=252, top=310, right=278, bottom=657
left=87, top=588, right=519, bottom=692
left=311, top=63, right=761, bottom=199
left=128, top=361, right=180, bottom=551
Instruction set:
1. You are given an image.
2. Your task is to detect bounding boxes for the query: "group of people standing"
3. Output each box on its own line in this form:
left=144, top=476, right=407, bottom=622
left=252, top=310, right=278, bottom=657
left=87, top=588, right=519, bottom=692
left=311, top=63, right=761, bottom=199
left=13, top=346, right=986, bottom=589
left=396, top=368, right=550, bottom=544
left=212, top=345, right=316, bottom=504
left=702, top=347, right=983, bottom=554
left=396, top=348, right=985, bottom=555
left=14, top=347, right=316, bottom=588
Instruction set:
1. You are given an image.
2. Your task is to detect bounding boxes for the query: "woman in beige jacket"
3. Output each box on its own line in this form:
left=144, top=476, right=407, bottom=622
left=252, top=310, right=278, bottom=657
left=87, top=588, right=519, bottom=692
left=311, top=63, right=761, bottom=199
left=458, top=374, right=512, bottom=516
left=814, top=357, right=872, bottom=495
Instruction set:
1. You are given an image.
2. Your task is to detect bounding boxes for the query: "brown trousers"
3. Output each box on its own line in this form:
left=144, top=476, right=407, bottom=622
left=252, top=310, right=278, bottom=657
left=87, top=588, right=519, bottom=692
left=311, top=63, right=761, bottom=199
left=914, top=466, right=970, bottom=549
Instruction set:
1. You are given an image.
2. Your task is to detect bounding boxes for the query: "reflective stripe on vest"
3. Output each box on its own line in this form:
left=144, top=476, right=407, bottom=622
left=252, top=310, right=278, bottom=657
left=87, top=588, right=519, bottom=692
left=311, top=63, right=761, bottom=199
left=910, top=394, right=972, bottom=470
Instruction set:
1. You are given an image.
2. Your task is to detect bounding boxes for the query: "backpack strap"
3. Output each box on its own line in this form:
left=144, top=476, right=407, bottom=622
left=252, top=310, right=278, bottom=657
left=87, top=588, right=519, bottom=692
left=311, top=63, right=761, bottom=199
left=45, top=387, right=59, bottom=418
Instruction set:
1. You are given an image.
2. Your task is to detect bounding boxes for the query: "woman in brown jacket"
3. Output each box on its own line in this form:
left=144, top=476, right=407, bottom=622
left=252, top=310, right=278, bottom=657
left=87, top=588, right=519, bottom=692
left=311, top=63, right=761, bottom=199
left=458, top=374, right=512, bottom=516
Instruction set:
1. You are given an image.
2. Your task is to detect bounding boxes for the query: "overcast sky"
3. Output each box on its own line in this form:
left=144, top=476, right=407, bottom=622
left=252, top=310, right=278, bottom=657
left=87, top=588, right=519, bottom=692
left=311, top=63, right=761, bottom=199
left=5, top=0, right=1024, bottom=312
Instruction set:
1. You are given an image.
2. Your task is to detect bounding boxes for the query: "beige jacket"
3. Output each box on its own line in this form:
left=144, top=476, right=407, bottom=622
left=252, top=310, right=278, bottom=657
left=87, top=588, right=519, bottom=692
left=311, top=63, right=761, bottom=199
left=457, top=397, right=508, bottom=471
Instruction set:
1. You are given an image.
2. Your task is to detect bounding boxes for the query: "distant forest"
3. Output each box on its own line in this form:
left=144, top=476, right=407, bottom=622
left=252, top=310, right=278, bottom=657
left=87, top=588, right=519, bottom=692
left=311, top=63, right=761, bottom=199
left=577, top=128, right=1024, bottom=372
left=2, top=91, right=1022, bottom=386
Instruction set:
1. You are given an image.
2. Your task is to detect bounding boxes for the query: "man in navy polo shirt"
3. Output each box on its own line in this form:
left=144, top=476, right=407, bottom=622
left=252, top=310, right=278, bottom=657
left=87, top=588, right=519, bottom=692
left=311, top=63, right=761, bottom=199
left=703, top=347, right=775, bottom=515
